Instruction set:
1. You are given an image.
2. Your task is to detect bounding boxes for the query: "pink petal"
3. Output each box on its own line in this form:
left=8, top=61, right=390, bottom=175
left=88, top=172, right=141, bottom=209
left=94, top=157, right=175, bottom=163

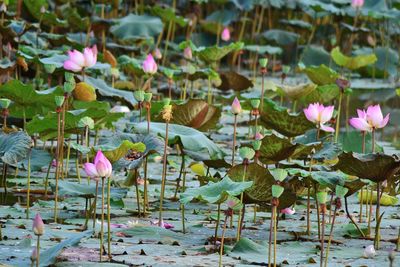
left=83, top=163, right=98, bottom=178
left=63, top=60, right=82, bottom=72
left=142, top=54, right=157, bottom=74
left=356, top=109, right=367, bottom=119
left=366, top=105, right=383, bottom=128
left=320, top=105, right=334, bottom=124
left=231, top=97, right=242, bottom=114
left=280, top=208, right=295, bottom=215
left=83, top=47, right=97, bottom=68
left=379, top=113, right=390, bottom=128
left=349, top=117, right=371, bottom=132
left=320, top=124, right=335, bottom=132
left=68, top=50, right=85, bottom=66
left=303, top=103, right=319, bottom=123
left=221, top=27, right=230, bottom=41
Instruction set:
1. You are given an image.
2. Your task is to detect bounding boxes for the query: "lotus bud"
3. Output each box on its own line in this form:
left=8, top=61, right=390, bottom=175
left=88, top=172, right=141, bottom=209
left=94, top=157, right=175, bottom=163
left=183, top=47, right=192, bottom=60
left=153, top=48, right=162, bottom=60
left=162, top=104, right=173, bottom=121
left=54, top=96, right=65, bottom=108
left=231, top=97, right=242, bottom=115
left=163, top=98, right=171, bottom=106
left=259, top=58, right=268, bottom=68
left=104, top=50, right=117, bottom=68
left=239, top=147, right=255, bottom=160
left=142, top=54, right=157, bottom=75
left=335, top=185, right=348, bottom=198
left=32, top=213, right=45, bottom=236
left=0, top=98, right=11, bottom=109
left=316, top=191, right=328, bottom=204
left=133, top=90, right=145, bottom=102
left=0, top=3, right=7, bottom=13
left=363, top=245, right=376, bottom=258
left=164, top=68, right=174, bottom=79
left=17, top=57, right=28, bottom=72
left=44, top=64, right=56, bottom=74
left=250, top=99, right=260, bottom=109
left=40, top=6, right=46, bottom=14
left=270, top=168, right=287, bottom=182
left=73, top=82, right=96, bottom=102
left=226, top=199, right=237, bottom=209
left=271, top=184, right=284, bottom=198
left=282, top=65, right=291, bottom=75
left=221, top=27, right=230, bottom=42
left=78, top=116, right=94, bottom=130
left=144, top=92, right=153, bottom=102
left=252, top=140, right=262, bottom=151
left=110, top=68, right=119, bottom=79
left=336, top=78, right=350, bottom=90
left=30, top=247, right=37, bottom=262
left=64, top=72, right=74, bottom=82
left=352, top=0, right=364, bottom=8
left=280, top=207, right=295, bottom=215
left=255, top=132, right=264, bottom=140
left=63, top=81, right=75, bottom=94
left=94, top=150, right=112, bottom=178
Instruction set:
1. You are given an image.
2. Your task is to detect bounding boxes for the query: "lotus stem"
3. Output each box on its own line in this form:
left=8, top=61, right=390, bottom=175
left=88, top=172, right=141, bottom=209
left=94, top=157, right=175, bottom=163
left=85, top=126, right=89, bottom=163
left=314, top=184, right=321, bottom=240
left=65, top=139, right=71, bottom=178
left=36, top=235, right=40, bottom=267
left=396, top=227, right=399, bottom=251
left=134, top=169, right=141, bottom=216
left=93, top=180, right=99, bottom=229
left=232, top=114, right=238, bottom=165
left=359, top=187, right=363, bottom=223
left=219, top=215, right=228, bottom=267
left=158, top=121, right=169, bottom=226
left=320, top=204, right=326, bottom=267
left=54, top=110, right=62, bottom=223
left=334, top=91, right=343, bottom=143
left=374, top=182, right=381, bottom=249
left=344, top=196, right=365, bottom=237
left=26, top=151, right=31, bottom=219
left=324, top=204, right=338, bottom=267
left=236, top=163, right=247, bottom=241
left=44, top=157, right=53, bottom=198
left=367, top=187, right=373, bottom=237
left=214, top=203, right=221, bottom=245
left=273, top=205, right=278, bottom=267
left=306, top=183, right=311, bottom=236
left=143, top=156, right=149, bottom=212
left=207, top=77, right=212, bottom=104
left=100, top=177, right=105, bottom=261
left=181, top=151, right=187, bottom=234
left=162, top=21, right=173, bottom=66
left=107, top=177, right=111, bottom=259
left=268, top=203, right=275, bottom=267
left=372, top=128, right=375, bottom=153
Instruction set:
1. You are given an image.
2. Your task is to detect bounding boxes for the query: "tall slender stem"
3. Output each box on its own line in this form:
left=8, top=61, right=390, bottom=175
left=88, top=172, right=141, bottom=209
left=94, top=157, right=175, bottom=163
left=214, top=203, right=221, bottom=245
left=273, top=205, right=277, bottom=267
left=100, top=177, right=105, bottom=261
left=219, top=215, right=228, bottom=267
left=93, top=180, right=98, bottom=229
left=335, top=92, right=343, bottom=143
left=236, top=164, right=247, bottom=240
left=36, top=236, right=40, bottom=267
left=374, top=182, right=381, bottom=249
left=268, top=204, right=275, bottom=267
left=54, top=111, right=61, bottom=223
left=320, top=205, right=325, bottom=267
left=134, top=169, right=141, bottom=216
left=324, top=205, right=338, bottom=267
left=232, top=115, right=238, bottom=165
left=158, top=122, right=169, bottom=226
left=26, top=151, right=31, bottom=219
left=107, top=177, right=111, bottom=259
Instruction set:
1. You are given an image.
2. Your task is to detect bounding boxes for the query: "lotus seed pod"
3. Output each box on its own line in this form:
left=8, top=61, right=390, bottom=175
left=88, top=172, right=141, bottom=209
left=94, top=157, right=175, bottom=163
left=259, top=58, right=268, bottom=68
left=64, top=72, right=75, bottom=82
left=271, top=184, right=284, bottom=198
left=270, top=168, right=288, bottom=182
left=316, top=191, right=328, bottom=204
left=78, top=116, right=95, bottom=130
left=73, top=82, right=97, bottom=102
left=163, top=98, right=171, bottom=106
left=44, top=64, right=56, bottom=74
left=54, top=96, right=65, bottom=107
left=250, top=99, right=260, bottom=109
left=335, top=185, right=348, bottom=198
left=252, top=140, right=262, bottom=151
left=162, top=104, right=173, bottom=121
left=0, top=98, right=11, bottom=109
left=63, top=81, right=75, bottom=94
left=239, top=147, right=255, bottom=160
left=144, top=92, right=153, bottom=102
left=110, top=68, right=119, bottom=79
left=133, top=90, right=145, bottom=102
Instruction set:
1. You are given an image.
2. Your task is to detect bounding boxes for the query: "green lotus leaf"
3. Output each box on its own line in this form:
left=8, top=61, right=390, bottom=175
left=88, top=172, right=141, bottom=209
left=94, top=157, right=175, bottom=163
left=262, top=29, right=299, bottom=45
left=299, top=84, right=340, bottom=104
left=331, top=47, right=377, bottom=70
left=227, top=163, right=296, bottom=208
left=300, top=45, right=331, bottom=67
left=149, top=6, right=188, bottom=27
left=23, top=0, right=67, bottom=27
left=180, top=176, right=253, bottom=204
left=244, top=45, right=282, bottom=55
left=93, top=140, right=146, bottom=163
left=110, top=14, right=163, bottom=41
left=259, top=99, right=314, bottom=137
left=0, top=131, right=31, bottom=165
left=195, top=42, right=244, bottom=63
left=0, top=80, right=64, bottom=119
left=158, top=99, right=221, bottom=132
left=133, top=122, right=225, bottom=160
left=303, top=64, right=339, bottom=85
left=277, top=83, right=317, bottom=100
left=217, top=71, right=253, bottom=91
left=333, top=152, right=400, bottom=183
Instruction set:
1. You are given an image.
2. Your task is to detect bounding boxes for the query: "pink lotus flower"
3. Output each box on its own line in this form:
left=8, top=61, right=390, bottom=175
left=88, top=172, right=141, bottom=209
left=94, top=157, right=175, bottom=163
left=349, top=105, right=389, bottom=131
left=231, top=97, right=242, bottom=115
left=226, top=199, right=237, bottom=209
left=63, top=46, right=97, bottom=72
left=153, top=48, right=162, bottom=60
left=183, top=47, right=192, bottom=60
left=280, top=208, right=295, bottom=215
left=255, top=132, right=264, bottom=140
left=142, top=54, right=157, bottom=75
left=221, top=27, right=230, bottom=42
left=363, top=245, right=376, bottom=258
left=32, top=214, right=45, bottom=236
left=83, top=150, right=112, bottom=179
left=303, top=103, right=335, bottom=132
left=352, top=0, right=364, bottom=8
left=151, top=220, right=174, bottom=229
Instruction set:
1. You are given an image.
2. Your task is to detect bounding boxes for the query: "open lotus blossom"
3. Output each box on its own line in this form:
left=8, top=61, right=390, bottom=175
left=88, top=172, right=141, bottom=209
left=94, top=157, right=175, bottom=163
left=63, top=46, right=97, bottom=72
left=349, top=109, right=371, bottom=132
left=142, top=54, right=158, bottom=74
left=151, top=220, right=174, bottom=229
left=363, top=245, right=376, bottom=258
left=221, top=27, right=230, bottom=41
left=303, top=103, right=335, bottom=132
left=231, top=97, right=242, bottom=115
left=352, top=0, right=364, bottom=8
left=280, top=207, right=295, bottom=215
left=349, top=105, right=389, bottom=131
left=32, top=214, right=45, bottom=236
left=83, top=150, right=112, bottom=179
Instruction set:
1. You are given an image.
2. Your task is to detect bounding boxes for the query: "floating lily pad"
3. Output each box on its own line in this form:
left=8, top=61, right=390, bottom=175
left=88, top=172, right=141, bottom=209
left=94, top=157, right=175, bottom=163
left=217, top=71, right=253, bottom=91
left=110, top=14, right=163, bottom=41
left=0, top=131, right=31, bottom=165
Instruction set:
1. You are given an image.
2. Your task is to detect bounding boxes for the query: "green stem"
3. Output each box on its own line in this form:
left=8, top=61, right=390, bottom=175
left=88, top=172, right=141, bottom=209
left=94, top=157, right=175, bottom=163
left=268, top=204, right=274, bottom=267
left=36, top=236, right=40, bottom=267
left=219, top=215, right=228, bottom=267
left=334, top=91, right=343, bottom=143
left=236, top=164, right=247, bottom=240
left=158, top=121, right=169, bottom=226
left=100, top=177, right=105, bottom=261
left=207, top=77, right=212, bottom=104
left=93, top=181, right=98, bottom=229
left=324, top=205, right=338, bottom=267
left=260, top=72, right=265, bottom=111
left=273, top=205, right=277, bottom=267
left=320, top=205, right=325, bottom=267
left=54, top=111, right=61, bottom=223
left=232, top=115, right=237, bottom=166
left=44, top=157, right=53, bottom=198
left=134, top=169, right=141, bottom=216
left=374, top=182, right=381, bottom=249
left=214, top=203, right=221, bottom=245
left=107, top=177, right=111, bottom=259
left=26, top=151, right=31, bottom=219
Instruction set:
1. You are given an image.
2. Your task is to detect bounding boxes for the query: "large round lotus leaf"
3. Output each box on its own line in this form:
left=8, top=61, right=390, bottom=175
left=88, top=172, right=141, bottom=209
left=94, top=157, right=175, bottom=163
left=0, top=131, right=31, bottom=165
left=355, top=46, right=399, bottom=78
left=227, top=163, right=296, bottom=208
left=149, top=6, right=188, bottom=27
left=110, top=14, right=163, bottom=40
left=217, top=71, right=253, bottom=91
left=299, top=84, right=339, bottom=104
left=300, top=45, right=331, bottom=67
left=155, top=99, right=221, bottom=132
left=303, top=64, right=339, bottom=85
left=331, top=47, right=377, bottom=70
left=277, top=83, right=317, bottom=100
left=180, top=176, right=253, bottom=204
left=244, top=45, right=282, bottom=55
left=333, top=152, right=400, bottom=183
left=133, top=122, right=225, bottom=160
left=194, top=42, right=244, bottom=63
left=262, top=29, right=299, bottom=45
left=259, top=99, right=314, bottom=137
